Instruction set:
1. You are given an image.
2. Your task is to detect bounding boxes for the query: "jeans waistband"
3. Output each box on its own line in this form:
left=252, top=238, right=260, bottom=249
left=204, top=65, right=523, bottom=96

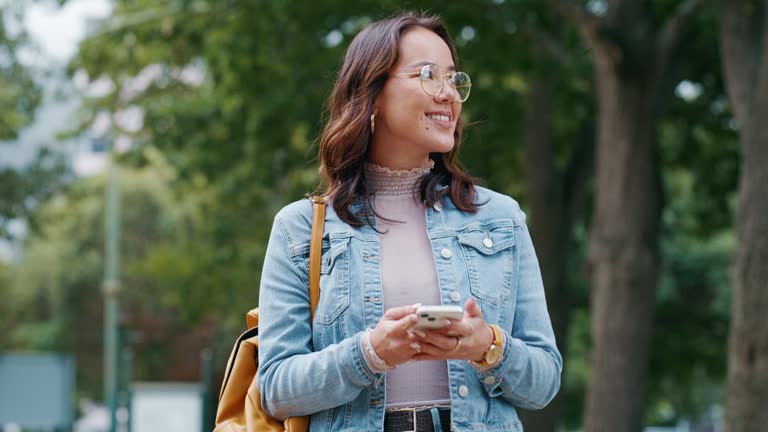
left=383, top=407, right=451, bottom=432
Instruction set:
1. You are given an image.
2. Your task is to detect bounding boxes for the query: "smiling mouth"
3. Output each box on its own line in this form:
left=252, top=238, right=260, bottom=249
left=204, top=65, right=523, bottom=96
left=425, top=113, right=452, bottom=127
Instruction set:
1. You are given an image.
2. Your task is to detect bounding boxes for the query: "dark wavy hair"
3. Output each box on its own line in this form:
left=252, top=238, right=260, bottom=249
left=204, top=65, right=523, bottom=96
left=317, top=11, right=479, bottom=227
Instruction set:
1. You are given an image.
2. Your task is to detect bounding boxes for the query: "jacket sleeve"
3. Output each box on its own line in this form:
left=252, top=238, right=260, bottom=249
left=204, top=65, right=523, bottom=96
left=472, top=208, right=563, bottom=409
left=257, top=212, right=379, bottom=419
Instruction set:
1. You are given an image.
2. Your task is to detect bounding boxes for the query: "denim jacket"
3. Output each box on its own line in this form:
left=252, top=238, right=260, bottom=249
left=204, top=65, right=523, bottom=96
left=257, top=185, right=562, bottom=432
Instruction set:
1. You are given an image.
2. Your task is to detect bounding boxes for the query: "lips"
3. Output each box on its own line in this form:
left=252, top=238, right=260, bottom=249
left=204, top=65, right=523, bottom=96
left=425, top=111, right=452, bottom=128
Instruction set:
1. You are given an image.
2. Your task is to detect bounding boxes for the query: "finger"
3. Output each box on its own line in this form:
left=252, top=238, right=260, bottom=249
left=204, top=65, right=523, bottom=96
left=408, top=328, right=427, bottom=338
left=431, top=326, right=465, bottom=337
left=414, top=342, right=446, bottom=358
left=430, top=318, right=471, bottom=337
left=464, top=297, right=484, bottom=319
left=421, top=332, right=460, bottom=350
left=394, top=313, right=419, bottom=333
left=384, top=303, right=422, bottom=320
left=418, top=337, right=464, bottom=359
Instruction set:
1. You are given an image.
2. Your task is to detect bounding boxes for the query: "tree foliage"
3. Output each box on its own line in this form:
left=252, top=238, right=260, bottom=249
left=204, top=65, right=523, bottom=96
left=0, top=4, right=41, bottom=140
left=0, top=4, right=56, bottom=238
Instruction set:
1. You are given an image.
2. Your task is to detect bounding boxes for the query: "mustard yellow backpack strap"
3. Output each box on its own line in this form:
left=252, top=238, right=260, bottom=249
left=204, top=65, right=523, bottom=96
left=215, top=198, right=326, bottom=432
left=246, top=308, right=259, bottom=329
left=308, top=195, right=327, bottom=324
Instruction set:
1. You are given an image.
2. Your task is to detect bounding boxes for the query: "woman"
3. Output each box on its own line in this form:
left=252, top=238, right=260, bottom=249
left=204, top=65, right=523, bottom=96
left=257, top=11, right=562, bottom=432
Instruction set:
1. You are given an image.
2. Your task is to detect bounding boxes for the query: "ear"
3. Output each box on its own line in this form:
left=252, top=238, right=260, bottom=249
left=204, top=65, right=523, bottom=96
left=372, top=93, right=381, bottom=114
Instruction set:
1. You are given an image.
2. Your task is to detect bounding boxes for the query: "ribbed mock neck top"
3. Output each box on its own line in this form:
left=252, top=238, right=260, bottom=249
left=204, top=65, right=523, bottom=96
left=363, top=159, right=451, bottom=409
left=364, top=158, right=435, bottom=196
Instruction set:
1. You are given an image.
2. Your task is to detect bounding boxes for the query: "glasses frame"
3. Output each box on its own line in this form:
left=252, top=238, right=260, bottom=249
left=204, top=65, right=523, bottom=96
left=394, top=64, right=471, bottom=103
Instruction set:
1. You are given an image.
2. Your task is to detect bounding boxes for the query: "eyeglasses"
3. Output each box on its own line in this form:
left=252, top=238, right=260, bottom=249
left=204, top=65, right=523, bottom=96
left=395, top=64, right=472, bottom=103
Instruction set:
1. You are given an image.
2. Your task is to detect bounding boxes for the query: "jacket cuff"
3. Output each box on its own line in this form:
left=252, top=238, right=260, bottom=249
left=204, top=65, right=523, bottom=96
left=473, top=330, right=525, bottom=397
left=360, top=328, right=396, bottom=373
left=343, top=331, right=384, bottom=388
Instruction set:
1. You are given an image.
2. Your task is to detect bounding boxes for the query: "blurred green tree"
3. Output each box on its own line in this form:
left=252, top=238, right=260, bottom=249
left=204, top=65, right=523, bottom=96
left=4, top=153, right=219, bottom=396
left=545, top=1, right=722, bottom=430
left=0, top=3, right=41, bottom=140
left=646, top=16, right=738, bottom=421
left=0, top=4, right=57, bottom=239
left=0, top=149, right=70, bottom=239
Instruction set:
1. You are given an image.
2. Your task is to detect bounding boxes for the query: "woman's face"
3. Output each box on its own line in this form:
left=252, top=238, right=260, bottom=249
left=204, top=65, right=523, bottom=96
left=370, top=27, right=462, bottom=169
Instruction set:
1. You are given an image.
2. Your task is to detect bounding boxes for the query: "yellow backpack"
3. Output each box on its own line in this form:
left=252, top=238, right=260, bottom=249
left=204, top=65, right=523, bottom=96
left=213, top=197, right=326, bottom=432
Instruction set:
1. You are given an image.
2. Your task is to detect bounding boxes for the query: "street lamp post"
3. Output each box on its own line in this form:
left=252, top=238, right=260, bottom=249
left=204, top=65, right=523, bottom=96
left=103, top=150, right=121, bottom=432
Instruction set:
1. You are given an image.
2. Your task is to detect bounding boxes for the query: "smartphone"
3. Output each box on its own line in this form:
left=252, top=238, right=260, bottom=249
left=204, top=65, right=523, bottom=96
left=414, top=305, right=464, bottom=329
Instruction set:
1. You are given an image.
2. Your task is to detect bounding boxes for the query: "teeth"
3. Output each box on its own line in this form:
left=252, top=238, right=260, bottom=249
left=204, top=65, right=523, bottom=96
left=427, top=114, right=450, bottom=122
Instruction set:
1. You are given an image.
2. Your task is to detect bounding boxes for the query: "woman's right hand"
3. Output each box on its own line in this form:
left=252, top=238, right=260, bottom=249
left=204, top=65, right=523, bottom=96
left=369, top=303, right=423, bottom=367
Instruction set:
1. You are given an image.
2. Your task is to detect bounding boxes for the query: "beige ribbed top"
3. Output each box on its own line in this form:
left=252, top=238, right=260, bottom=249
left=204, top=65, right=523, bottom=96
left=364, top=159, right=451, bottom=409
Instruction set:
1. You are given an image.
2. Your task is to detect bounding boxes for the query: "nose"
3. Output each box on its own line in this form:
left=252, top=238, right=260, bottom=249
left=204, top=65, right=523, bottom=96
left=434, top=78, right=461, bottom=103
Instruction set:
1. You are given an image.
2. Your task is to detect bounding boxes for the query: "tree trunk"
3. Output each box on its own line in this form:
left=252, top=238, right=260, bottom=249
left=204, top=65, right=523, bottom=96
left=519, top=78, right=570, bottom=432
left=726, top=98, right=768, bottom=431
left=584, top=55, right=661, bottom=432
left=719, top=2, right=768, bottom=430
left=542, top=2, right=701, bottom=429
left=539, top=2, right=700, bottom=428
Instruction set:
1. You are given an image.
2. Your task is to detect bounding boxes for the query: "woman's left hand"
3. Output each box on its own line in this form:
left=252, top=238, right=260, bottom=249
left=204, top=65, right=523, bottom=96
left=410, top=297, right=494, bottom=362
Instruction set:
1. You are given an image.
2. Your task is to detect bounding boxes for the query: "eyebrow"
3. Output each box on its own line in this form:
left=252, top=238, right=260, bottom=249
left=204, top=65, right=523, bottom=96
left=406, top=61, right=456, bottom=71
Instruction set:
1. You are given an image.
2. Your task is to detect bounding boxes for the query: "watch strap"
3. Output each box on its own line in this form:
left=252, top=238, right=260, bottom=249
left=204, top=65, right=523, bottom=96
left=471, top=324, right=505, bottom=369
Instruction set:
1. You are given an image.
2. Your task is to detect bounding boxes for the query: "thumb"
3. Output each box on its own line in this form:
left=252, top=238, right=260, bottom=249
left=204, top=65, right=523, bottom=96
left=464, top=297, right=484, bottom=319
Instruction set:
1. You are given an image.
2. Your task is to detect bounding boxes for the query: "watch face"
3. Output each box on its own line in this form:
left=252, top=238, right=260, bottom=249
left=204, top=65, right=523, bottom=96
left=486, top=344, right=502, bottom=365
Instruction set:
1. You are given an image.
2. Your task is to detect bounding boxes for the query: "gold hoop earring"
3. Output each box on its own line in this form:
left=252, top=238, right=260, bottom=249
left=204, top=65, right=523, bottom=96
left=370, top=113, right=375, bottom=134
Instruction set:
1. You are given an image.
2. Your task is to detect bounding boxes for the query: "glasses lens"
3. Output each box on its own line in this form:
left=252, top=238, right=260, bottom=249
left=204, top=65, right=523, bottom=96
left=450, top=72, right=472, bottom=102
left=420, top=65, right=442, bottom=96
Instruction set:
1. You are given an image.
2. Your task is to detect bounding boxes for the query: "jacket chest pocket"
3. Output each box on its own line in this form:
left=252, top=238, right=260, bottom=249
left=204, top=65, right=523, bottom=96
left=315, top=235, right=352, bottom=326
left=457, top=227, right=517, bottom=306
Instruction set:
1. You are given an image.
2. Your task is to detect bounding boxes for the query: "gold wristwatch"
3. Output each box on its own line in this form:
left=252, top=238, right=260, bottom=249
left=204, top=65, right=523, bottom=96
left=471, top=324, right=504, bottom=369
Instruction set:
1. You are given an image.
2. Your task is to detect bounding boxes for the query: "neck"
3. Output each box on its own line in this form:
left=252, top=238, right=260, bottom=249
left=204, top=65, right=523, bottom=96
left=366, top=156, right=432, bottom=171
left=368, top=135, right=431, bottom=170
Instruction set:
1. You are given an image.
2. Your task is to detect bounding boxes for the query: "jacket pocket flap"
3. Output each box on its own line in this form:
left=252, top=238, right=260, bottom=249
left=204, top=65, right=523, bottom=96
left=458, top=229, right=516, bottom=255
